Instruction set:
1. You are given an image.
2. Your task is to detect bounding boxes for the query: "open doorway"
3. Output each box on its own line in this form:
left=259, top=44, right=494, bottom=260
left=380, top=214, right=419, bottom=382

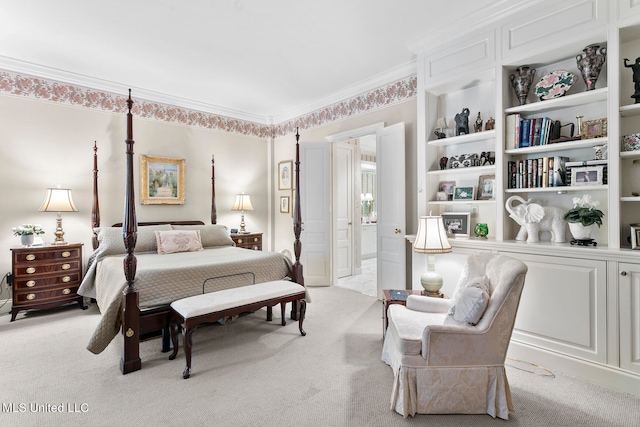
left=335, top=134, right=377, bottom=297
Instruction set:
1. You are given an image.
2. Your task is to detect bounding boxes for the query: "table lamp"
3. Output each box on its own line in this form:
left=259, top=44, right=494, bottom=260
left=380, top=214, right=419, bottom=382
left=231, top=193, right=254, bottom=233
left=38, top=186, right=78, bottom=245
left=413, top=215, right=452, bottom=296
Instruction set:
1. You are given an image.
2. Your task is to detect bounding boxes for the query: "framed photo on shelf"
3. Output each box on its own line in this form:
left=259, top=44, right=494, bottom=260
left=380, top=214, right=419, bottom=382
left=453, top=186, right=475, bottom=201
left=140, top=154, right=186, bottom=205
left=477, top=175, right=495, bottom=200
left=280, top=196, right=290, bottom=213
left=442, top=212, right=471, bottom=237
left=571, top=166, right=603, bottom=186
left=631, top=224, right=640, bottom=250
left=278, top=160, right=293, bottom=190
left=438, top=181, right=455, bottom=200
left=580, top=118, right=607, bottom=139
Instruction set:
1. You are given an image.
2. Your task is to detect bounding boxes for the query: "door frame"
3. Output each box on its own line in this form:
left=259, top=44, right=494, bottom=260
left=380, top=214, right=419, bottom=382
left=326, top=123, right=385, bottom=286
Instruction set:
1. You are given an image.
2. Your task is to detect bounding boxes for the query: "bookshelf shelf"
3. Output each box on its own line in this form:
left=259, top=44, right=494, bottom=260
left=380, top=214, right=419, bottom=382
left=428, top=165, right=496, bottom=176
left=620, top=104, right=640, bottom=117
left=505, top=185, right=608, bottom=194
left=504, top=88, right=608, bottom=115
left=427, top=130, right=496, bottom=147
left=505, top=137, right=608, bottom=155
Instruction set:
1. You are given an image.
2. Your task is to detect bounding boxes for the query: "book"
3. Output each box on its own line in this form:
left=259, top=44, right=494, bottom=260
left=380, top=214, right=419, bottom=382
left=389, top=289, right=410, bottom=301
left=520, top=119, right=531, bottom=147
left=538, top=117, right=551, bottom=145
left=505, top=114, right=520, bottom=150
left=541, top=157, right=549, bottom=188
left=532, top=118, right=542, bottom=146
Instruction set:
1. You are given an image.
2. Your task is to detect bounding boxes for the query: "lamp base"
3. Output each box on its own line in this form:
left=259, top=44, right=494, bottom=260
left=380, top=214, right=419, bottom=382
left=421, top=290, right=444, bottom=298
left=420, top=271, right=443, bottom=295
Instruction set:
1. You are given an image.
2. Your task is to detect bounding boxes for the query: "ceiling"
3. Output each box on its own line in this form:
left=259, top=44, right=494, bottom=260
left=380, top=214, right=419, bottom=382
left=1, top=0, right=522, bottom=124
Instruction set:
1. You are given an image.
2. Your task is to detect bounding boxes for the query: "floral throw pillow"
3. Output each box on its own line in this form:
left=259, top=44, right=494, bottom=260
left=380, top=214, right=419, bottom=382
left=155, top=230, right=204, bottom=255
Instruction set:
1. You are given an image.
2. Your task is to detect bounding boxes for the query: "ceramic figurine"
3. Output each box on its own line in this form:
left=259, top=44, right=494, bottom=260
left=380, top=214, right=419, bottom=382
left=474, top=112, right=483, bottom=132
left=624, top=57, right=640, bottom=103
left=454, top=108, right=470, bottom=135
left=485, top=117, right=495, bottom=131
left=576, top=44, right=607, bottom=91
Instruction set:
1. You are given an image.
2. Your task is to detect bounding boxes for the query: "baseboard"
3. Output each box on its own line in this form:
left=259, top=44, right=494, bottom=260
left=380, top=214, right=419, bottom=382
left=508, top=341, right=640, bottom=398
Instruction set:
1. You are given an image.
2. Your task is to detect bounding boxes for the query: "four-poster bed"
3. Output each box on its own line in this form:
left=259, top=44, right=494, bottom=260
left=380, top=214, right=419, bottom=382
left=80, top=91, right=305, bottom=374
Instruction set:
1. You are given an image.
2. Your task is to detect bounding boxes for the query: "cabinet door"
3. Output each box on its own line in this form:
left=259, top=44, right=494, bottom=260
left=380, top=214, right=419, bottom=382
left=504, top=252, right=607, bottom=363
left=619, top=262, right=640, bottom=374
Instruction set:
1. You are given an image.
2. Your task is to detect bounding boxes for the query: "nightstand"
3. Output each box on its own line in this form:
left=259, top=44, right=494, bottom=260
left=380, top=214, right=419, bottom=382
left=230, top=233, right=262, bottom=251
left=10, top=243, right=86, bottom=321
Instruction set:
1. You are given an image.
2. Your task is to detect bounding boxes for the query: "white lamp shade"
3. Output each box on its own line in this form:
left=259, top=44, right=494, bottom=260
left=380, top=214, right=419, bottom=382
left=38, top=188, right=78, bottom=212
left=231, top=193, right=254, bottom=211
left=436, top=117, right=448, bottom=128
left=413, top=215, right=451, bottom=254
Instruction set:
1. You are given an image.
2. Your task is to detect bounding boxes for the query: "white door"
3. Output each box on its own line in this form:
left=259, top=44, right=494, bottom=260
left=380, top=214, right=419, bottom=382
left=332, top=142, right=355, bottom=279
left=376, top=122, right=406, bottom=299
left=300, top=142, right=331, bottom=286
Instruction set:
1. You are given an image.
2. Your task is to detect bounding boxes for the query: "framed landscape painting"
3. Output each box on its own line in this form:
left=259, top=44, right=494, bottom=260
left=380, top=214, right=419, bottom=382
left=140, top=155, right=186, bottom=205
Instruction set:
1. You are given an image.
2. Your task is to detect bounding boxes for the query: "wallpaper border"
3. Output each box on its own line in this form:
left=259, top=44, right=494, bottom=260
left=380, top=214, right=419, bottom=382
left=0, top=69, right=416, bottom=138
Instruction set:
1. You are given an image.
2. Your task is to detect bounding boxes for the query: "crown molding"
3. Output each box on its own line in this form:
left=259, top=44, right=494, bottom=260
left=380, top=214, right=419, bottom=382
left=0, top=55, right=270, bottom=124
left=270, top=60, right=417, bottom=124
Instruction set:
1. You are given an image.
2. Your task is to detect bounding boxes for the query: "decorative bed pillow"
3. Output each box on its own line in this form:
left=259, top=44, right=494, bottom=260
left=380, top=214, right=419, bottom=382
left=445, top=276, right=490, bottom=326
left=171, top=224, right=234, bottom=248
left=95, top=224, right=172, bottom=256
left=155, top=230, right=204, bottom=255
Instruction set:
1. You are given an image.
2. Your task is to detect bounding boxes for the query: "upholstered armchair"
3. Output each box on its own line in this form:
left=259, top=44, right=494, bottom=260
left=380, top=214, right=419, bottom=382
left=381, top=252, right=528, bottom=419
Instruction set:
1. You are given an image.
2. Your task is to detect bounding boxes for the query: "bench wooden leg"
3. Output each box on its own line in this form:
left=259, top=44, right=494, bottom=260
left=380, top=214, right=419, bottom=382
left=298, top=299, right=307, bottom=336
left=280, top=302, right=286, bottom=326
left=168, top=322, right=181, bottom=361
left=183, top=328, right=194, bottom=379
left=266, top=306, right=273, bottom=322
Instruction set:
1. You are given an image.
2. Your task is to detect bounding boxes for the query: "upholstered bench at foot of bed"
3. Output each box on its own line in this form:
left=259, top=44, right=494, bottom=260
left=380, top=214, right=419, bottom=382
left=168, top=280, right=307, bottom=379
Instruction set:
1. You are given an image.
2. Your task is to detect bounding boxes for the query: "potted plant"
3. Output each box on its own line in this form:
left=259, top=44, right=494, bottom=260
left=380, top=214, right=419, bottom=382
left=563, top=195, right=604, bottom=241
left=12, top=224, right=45, bottom=247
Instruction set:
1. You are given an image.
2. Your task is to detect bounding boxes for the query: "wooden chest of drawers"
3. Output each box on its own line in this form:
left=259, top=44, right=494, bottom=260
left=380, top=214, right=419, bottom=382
left=230, top=233, right=262, bottom=251
left=10, top=243, right=86, bottom=321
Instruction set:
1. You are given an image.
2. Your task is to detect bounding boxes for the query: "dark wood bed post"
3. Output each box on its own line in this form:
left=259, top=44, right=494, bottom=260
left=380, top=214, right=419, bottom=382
left=121, top=89, right=141, bottom=374
left=211, top=155, right=217, bottom=224
left=291, top=128, right=304, bottom=319
left=91, top=141, right=100, bottom=250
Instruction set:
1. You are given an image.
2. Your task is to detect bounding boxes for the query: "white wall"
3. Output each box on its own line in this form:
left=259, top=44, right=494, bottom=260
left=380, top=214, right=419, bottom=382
left=0, top=95, right=268, bottom=295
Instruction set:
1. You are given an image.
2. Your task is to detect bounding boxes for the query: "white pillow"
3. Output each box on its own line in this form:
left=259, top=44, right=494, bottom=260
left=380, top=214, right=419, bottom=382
left=446, top=276, right=490, bottom=325
left=155, top=230, right=204, bottom=255
left=96, top=224, right=172, bottom=255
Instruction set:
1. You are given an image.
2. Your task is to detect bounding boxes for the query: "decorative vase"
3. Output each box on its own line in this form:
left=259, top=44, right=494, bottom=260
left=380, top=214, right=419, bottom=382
left=568, top=222, right=596, bottom=240
left=474, top=223, right=489, bottom=238
left=21, top=234, right=34, bottom=247
left=576, top=45, right=607, bottom=91
left=510, top=66, right=536, bottom=105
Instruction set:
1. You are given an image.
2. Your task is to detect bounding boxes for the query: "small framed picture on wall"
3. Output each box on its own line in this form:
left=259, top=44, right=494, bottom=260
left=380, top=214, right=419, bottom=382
left=278, top=160, right=293, bottom=190
left=280, top=196, right=290, bottom=213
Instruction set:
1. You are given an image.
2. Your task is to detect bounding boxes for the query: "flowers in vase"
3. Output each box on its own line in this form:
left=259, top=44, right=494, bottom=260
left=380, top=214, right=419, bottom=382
left=563, top=195, right=604, bottom=227
left=11, top=224, right=45, bottom=236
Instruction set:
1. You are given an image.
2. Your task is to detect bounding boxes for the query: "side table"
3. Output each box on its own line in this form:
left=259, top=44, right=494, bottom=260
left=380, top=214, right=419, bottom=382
left=382, top=289, right=444, bottom=338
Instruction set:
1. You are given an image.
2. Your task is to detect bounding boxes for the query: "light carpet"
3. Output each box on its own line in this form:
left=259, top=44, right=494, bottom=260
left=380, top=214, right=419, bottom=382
left=1, top=285, right=639, bottom=427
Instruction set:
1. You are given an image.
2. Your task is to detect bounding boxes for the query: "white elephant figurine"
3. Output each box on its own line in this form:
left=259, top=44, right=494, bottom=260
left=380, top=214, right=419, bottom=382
left=505, top=195, right=567, bottom=243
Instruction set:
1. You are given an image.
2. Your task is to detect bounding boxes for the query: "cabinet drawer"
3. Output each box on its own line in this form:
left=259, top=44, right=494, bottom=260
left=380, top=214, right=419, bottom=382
left=13, top=247, right=80, bottom=263
left=14, top=273, right=81, bottom=290
left=13, top=260, right=81, bottom=276
left=14, top=285, right=80, bottom=304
